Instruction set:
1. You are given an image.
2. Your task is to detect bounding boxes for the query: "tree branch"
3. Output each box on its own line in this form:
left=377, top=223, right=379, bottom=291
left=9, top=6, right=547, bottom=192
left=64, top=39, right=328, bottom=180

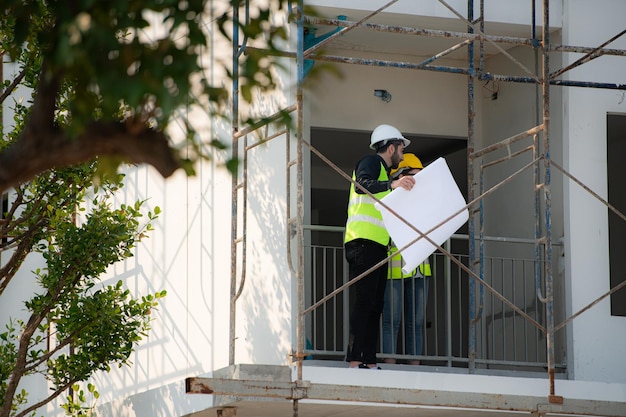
left=28, top=63, right=59, bottom=129
left=0, top=311, right=46, bottom=417
left=14, top=380, right=73, bottom=417
left=0, top=228, right=38, bottom=296
left=23, top=313, right=104, bottom=374
left=0, top=121, right=182, bottom=194
left=0, top=66, right=27, bottom=104
left=0, top=222, right=44, bottom=296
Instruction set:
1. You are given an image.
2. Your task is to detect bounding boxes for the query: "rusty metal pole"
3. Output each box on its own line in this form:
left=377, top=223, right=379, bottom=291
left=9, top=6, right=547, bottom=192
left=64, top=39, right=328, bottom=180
left=467, top=0, right=478, bottom=374
left=541, top=0, right=560, bottom=404
left=229, top=2, right=241, bottom=367
left=294, top=2, right=305, bottom=416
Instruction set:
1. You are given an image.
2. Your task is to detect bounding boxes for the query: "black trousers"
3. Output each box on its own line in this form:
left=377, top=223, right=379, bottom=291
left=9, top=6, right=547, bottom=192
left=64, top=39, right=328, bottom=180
left=344, top=238, right=388, bottom=364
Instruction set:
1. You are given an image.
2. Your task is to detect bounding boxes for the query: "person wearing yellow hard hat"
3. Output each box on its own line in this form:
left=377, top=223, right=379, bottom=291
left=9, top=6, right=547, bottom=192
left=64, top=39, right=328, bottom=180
left=389, top=153, right=423, bottom=177
left=344, top=124, right=415, bottom=370
left=382, top=153, right=432, bottom=366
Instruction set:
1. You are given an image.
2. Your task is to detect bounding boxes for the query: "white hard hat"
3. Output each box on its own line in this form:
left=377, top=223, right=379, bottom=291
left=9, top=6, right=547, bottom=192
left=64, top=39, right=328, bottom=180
left=370, top=124, right=410, bottom=150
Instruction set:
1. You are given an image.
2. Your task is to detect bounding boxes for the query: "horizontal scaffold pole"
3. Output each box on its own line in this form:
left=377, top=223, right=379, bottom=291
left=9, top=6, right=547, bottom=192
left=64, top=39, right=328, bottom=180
left=185, top=377, right=626, bottom=417
left=245, top=46, right=626, bottom=90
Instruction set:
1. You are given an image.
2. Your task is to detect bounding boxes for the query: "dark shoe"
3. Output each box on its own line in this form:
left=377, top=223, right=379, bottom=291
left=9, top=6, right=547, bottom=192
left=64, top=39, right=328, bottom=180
left=358, top=363, right=381, bottom=370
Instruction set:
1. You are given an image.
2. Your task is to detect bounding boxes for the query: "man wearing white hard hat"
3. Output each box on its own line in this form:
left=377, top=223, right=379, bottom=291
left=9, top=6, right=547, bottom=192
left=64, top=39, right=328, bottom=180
left=344, top=124, right=415, bottom=369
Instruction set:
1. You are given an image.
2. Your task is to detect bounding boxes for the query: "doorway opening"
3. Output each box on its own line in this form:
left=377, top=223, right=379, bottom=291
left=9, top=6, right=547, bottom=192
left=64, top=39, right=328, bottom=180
left=607, top=113, right=626, bottom=316
left=306, top=126, right=468, bottom=361
left=309, top=127, right=468, bottom=231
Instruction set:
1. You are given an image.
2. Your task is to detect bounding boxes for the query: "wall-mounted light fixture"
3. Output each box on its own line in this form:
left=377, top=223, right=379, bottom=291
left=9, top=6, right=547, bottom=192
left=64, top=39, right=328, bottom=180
left=374, top=89, right=392, bottom=103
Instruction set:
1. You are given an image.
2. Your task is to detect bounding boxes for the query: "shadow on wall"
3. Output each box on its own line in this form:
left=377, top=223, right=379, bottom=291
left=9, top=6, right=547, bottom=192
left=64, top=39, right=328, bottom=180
left=97, top=377, right=212, bottom=417
left=91, top=162, right=220, bottom=408
left=236, top=126, right=294, bottom=366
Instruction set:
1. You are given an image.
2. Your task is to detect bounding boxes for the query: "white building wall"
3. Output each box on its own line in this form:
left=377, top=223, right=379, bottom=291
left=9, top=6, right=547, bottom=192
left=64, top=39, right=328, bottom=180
left=234, top=130, right=295, bottom=366
left=309, top=52, right=471, bottom=141
left=86, top=165, right=235, bottom=415
left=90, top=21, right=300, bottom=417
left=233, top=8, right=299, bottom=366
left=561, top=0, right=626, bottom=384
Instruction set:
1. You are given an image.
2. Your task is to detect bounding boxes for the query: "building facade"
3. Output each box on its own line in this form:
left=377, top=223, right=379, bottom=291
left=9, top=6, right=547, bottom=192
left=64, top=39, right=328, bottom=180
left=3, top=1, right=626, bottom=416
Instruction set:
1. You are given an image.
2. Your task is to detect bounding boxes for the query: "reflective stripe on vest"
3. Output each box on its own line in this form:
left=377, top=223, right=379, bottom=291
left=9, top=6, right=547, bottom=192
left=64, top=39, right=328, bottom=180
left=387, top=246, right=432, bottom=279
left=344, top=163, right=390, bottom=246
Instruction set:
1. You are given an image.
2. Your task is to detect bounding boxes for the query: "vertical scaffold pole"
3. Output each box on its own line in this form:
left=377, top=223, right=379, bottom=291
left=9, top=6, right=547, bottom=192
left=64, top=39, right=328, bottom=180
left=294, top=1, right=305, bottom=416
left=467, top=0, right=478, bottom=374
left=542, top=0, right=558, bottom=403
left=229, top=2, right=240, bottom=367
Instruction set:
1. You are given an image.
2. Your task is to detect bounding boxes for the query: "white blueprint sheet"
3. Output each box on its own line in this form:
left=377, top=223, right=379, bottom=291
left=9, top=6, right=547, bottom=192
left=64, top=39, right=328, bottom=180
left=375, top=157, right=469, bottom=274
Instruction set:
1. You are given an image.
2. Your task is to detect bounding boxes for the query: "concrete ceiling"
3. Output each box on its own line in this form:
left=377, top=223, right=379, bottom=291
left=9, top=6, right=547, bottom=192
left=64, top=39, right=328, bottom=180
left=308, top=6, right=540, bottom=62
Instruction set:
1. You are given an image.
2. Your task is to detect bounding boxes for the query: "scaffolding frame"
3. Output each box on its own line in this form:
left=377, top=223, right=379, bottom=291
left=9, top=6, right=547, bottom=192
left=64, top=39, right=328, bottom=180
left=188, top=1, right=626, bottom=416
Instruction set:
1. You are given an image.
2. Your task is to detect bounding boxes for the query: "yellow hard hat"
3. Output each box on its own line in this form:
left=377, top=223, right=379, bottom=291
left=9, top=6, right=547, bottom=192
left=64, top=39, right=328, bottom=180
left=390, top=153, right=423, bottom=178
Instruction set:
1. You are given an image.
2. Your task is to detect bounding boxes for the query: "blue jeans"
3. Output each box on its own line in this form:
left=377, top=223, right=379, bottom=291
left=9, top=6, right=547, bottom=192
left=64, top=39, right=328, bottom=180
left=382, top=277, right=430, bottom=357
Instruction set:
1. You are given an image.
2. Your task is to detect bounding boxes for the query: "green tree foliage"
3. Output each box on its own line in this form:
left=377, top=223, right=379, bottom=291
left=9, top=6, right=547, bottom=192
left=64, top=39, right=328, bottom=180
left=61, top=383, right=100, bottom=416
left=0, top=162, right=165, bottom=417
left=0, top=0, right=290, bottom=193
left=0, top=1, right=303, bottom=415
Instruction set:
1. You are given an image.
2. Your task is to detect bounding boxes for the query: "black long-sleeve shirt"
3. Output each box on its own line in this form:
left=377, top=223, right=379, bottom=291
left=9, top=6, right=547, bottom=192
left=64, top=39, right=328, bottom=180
left=353, top=154, right=391, bottom=194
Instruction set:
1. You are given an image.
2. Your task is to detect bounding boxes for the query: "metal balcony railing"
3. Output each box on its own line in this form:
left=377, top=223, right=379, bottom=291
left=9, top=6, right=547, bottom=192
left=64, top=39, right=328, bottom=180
left=304, top=226, right=566, bottom=373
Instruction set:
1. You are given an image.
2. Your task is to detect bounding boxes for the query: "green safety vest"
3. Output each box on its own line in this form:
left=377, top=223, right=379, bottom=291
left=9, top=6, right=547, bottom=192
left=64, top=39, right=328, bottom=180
left=387, top=245, right=432, bottom=279
left=344, top=162, right=391, bottom=246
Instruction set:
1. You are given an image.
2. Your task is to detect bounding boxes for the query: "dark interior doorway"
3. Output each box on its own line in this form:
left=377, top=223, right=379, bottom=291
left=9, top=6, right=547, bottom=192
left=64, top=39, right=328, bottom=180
left=309, top=126, right=468, bottom=234
left=607, top=113, right=626, bottom=316
left=306, top=127, right=469, bottom=359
